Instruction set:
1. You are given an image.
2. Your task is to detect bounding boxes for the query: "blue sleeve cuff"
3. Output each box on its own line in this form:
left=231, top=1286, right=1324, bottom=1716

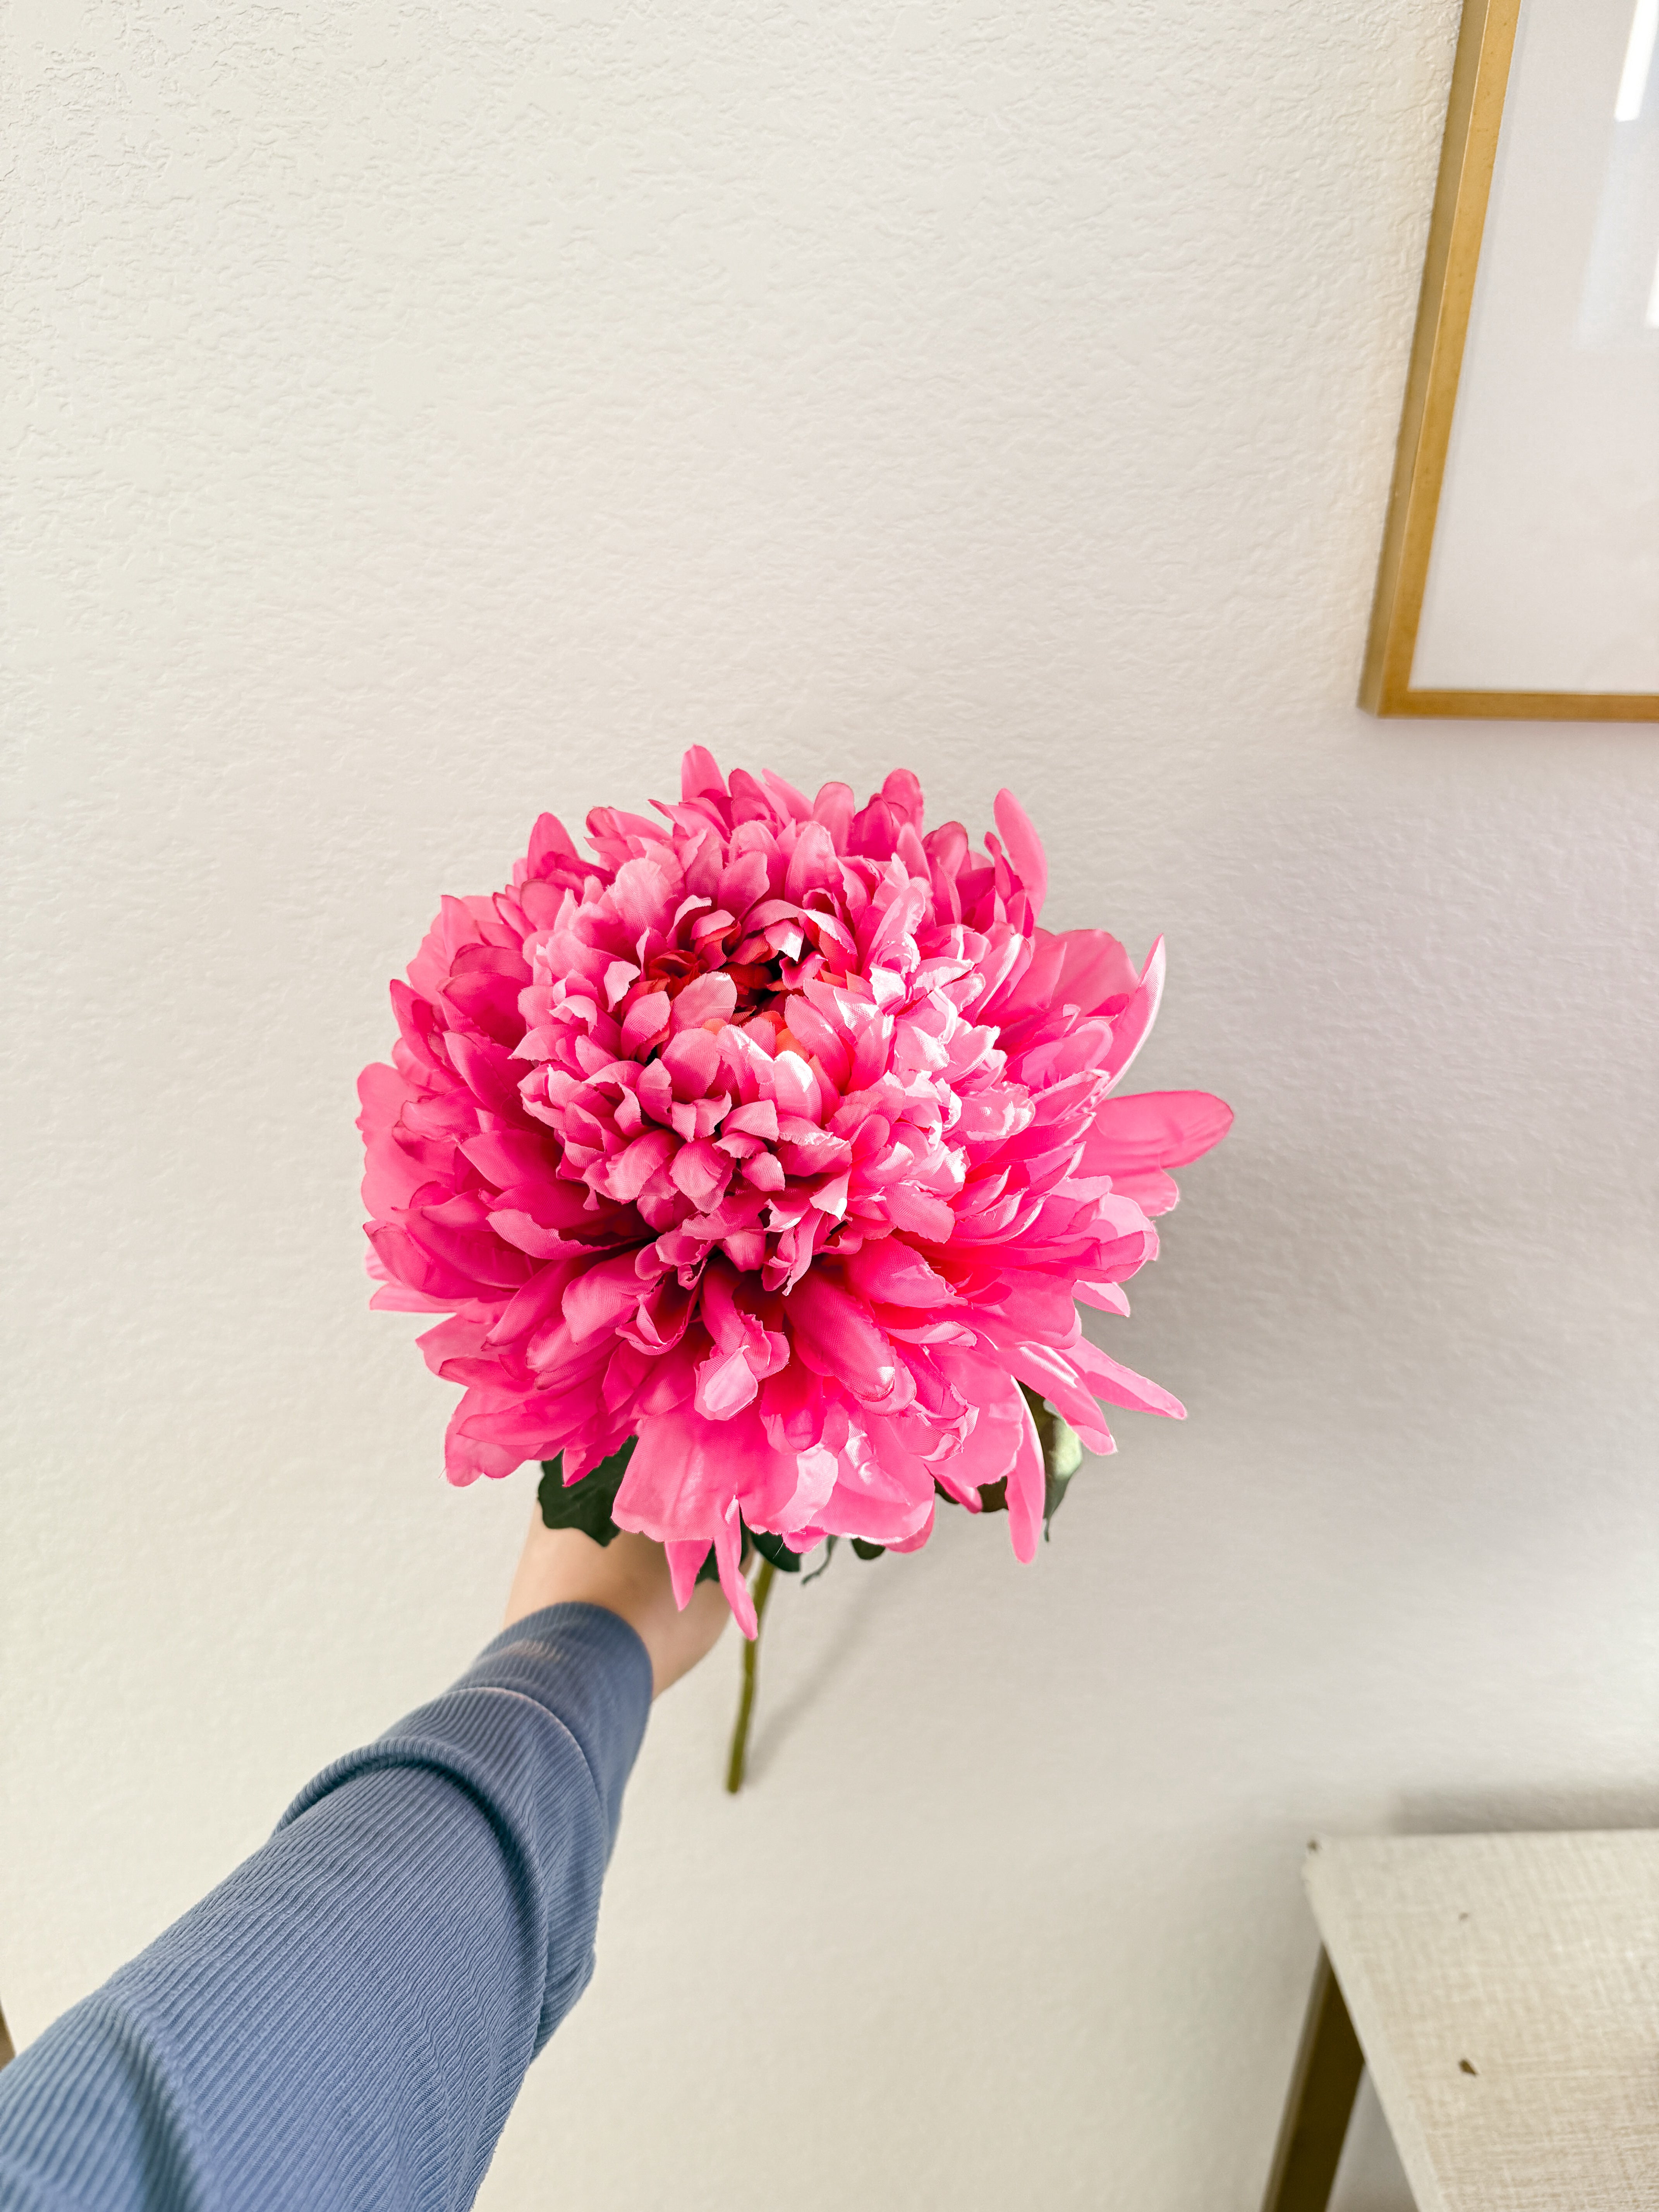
left=275, top=1601, right=652, bottom=2056
left=449, top=1603, right=654, bottom=1858
left=279, top=1602, right=651, bottom=1860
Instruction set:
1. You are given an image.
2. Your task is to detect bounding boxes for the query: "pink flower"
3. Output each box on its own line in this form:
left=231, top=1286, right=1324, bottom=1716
left=359, top=751, right=1231, bottom=1634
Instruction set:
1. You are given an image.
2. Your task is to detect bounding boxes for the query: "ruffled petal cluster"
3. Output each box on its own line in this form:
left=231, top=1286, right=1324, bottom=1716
left=359, top=751, right=1231, bottom=1632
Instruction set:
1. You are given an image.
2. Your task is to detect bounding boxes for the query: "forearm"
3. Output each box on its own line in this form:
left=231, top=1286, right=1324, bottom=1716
left=0, top=1604, right=651, bottom=2212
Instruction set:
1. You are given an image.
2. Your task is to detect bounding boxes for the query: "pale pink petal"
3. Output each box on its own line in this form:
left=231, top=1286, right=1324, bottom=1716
left=696, top=1343, right=761, bottom=1420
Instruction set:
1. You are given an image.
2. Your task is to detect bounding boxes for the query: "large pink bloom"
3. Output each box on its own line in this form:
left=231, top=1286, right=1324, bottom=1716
left=359, top=751, right=1230, bottom=1633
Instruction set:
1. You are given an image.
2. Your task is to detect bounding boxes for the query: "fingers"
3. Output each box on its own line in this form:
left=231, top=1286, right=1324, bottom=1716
left=654, top=1572, right=732, bottom=1693
left=502, top=1512, right=732, bottom=1696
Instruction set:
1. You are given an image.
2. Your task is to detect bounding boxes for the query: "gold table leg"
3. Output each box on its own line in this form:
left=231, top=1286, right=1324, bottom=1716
left=1260, top=1950, right=1365, bottom=2212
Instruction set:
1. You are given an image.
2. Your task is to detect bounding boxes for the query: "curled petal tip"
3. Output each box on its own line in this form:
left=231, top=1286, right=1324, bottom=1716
left=723, top=1560, right=759, bottom=1639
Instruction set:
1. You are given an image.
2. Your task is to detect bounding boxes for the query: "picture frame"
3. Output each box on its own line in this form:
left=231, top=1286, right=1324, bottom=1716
left=1361, top=0, right=1659, bottom=721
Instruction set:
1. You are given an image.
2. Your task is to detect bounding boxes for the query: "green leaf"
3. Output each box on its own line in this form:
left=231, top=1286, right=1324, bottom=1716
left=694, top=1520, right=804, bottom=1583
left=537, top=1437, right=638, bottom=1544
left=745, top=1524, right=803, bottom=1574
left=1018, top=1384, right=1085, bottom=1537
left=850, top=1537, right=886, bottom=1561
left=800, top=1534, right=839, bottom=1583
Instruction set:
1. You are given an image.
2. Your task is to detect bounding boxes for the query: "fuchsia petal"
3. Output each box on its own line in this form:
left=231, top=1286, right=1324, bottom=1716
left=713, top=1509, right=757, bottom=1637
left=842, top=1238, right=954, bottom=1309
left=1005, top=1397, right=1046, bottom=1563
left=992, top=788, right=1048, bottom=921
left=621, top=992, right=672, bottom=1055
left=1100, top=937, right=1165, bottom=1093
left=564, top=1252, right=649, bottom=1340
left=665, top=1539, right=708, bottom=1611
left=681, top=746, right=728, bottom=802
left=361, top=749, right=1228, bottom=1625
left=1067, top=1333, right=1187, bottom=1419
left=1080, top=1090, right=1234, bottom=1175
left=1106, top=1168, right=1181, bottom=1218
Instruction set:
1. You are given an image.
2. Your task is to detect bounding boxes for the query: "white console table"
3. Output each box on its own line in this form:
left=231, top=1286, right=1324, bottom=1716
left=1261, top=1830, right=1659, bottom=2211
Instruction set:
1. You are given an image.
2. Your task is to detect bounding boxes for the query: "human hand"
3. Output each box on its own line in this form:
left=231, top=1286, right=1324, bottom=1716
left=503, top=1513, right=732, bottom=1697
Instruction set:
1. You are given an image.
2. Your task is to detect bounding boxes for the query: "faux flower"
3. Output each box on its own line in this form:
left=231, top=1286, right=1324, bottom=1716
left=359, top=750, right=1230, bottom=1638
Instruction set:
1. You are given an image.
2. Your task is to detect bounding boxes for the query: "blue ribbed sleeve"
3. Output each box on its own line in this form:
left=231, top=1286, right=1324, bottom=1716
left=0, top=1603, right=653, bottom=2212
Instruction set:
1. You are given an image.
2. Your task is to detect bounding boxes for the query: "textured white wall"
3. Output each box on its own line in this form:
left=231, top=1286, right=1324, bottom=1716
left=5, top=5, right=1658, bottom=2209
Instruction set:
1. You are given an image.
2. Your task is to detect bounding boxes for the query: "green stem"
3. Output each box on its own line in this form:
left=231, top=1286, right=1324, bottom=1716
left=724, top=1558, right=778, bottom=1794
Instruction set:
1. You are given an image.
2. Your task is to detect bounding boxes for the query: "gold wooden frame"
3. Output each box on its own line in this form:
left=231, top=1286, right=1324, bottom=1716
left=1360, top=0, right=1659, bottom=722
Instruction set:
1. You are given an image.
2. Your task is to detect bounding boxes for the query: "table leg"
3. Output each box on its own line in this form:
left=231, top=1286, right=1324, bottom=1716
left=1259, top=1948, right=1365, bottom=2212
